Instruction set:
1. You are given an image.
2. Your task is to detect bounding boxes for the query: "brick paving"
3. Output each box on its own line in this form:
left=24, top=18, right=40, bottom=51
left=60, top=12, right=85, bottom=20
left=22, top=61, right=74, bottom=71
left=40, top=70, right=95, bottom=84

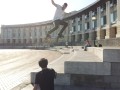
left=0, top=47, right=103, bottom=90
left=0, top=49, right=61, bottom=90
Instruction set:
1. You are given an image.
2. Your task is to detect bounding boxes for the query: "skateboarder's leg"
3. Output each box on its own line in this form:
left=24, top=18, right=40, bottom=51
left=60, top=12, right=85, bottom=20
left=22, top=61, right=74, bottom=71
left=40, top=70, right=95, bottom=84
left=47, top=24, right=59, bottom=34
left=58, top=20, right=68, bottom=37
left=47, top=20, right=59, bottom=36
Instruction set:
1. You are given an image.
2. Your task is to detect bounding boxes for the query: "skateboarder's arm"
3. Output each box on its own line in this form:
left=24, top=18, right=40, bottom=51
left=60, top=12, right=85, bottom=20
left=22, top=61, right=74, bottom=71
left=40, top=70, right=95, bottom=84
left=51, top=0, right=57, bottom=7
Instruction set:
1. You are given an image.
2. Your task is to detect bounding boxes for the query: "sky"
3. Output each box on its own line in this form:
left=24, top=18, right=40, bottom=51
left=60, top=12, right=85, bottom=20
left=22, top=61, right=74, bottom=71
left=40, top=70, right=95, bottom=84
left=0, top=0, right=97, bottom=26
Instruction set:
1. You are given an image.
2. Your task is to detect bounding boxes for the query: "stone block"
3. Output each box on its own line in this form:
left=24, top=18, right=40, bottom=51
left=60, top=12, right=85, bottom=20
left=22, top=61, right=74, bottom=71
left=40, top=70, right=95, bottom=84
left=70, top=74, right=110, bottom=88
left=87, top=47, right=103, bottom=60
left=111, top=83, right=120, bottom=88
left=103, top=49, right=120, bottom=62
left=111, top=62, right=120, bottom=75
left=71, top=74, right=104, bottom=83
left=64, top=61, right=111, bottom=75
left=87, top=47, right=120, bottom=62
left=104, top=76, right=120, bottom=83
left=31, top=72, right=36, bottom=84
left=64, top=61, right=96, bottom=75
left=54, top=74, right=70, bottom=85
left=96, top=62, right=111, bottom=75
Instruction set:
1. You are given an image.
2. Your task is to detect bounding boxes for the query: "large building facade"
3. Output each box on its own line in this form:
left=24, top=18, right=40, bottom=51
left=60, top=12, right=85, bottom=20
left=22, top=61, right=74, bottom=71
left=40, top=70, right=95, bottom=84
left=1, top=0, right=120, bottom=47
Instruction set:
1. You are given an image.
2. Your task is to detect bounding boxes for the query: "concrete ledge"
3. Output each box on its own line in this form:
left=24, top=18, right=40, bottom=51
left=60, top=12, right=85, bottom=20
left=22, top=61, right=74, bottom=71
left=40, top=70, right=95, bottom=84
left=54, top=74, right=70, bottom=85
left=31, top=72, right=70, bottom=85
left=103, top=49, right=120, bottom=62
left=87, top=47, right=103, bottom=60
left=87, top=47, right=120, bottom=62
left=64, top=61, right=111, bottom=75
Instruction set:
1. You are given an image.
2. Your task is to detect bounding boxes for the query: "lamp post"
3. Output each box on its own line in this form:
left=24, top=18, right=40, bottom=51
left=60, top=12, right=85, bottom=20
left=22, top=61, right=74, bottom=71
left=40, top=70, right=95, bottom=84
left=92, top=16, right=97, bottom=46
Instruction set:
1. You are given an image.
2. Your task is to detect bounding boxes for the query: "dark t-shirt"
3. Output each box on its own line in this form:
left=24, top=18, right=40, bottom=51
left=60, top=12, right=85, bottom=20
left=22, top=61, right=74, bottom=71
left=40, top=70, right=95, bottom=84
left=35, top=68, right=56, bottom=90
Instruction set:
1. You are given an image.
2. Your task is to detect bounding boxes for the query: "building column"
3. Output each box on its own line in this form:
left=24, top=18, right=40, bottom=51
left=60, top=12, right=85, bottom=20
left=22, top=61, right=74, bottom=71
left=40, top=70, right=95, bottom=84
left=1, top=27, right=4, bottom=44
left=66, top=21, right=69, bottom=42
left=68, top=20, right=72, bottom=42
left=31, top=27, right=35, bottom=44
left=82, top=14, right=85, bottom=41
left=4, top=29, right=8, bottom=44
left=20, top=28, right=24, bottom=43
left=25, top=28, right=29, bottom=44
left=96, top=7, right=101, bottom=40
left=116, top=0, right=120, bottom=37
left=105, top=1, right=111, bottom=39
left=9, top=29, right=13, bottom=44
left=75, top=17, right=79, bottom=42
left=36, top=27, right=40, bottom=45
left=15, top=28, right=19, bottom=44
left=89, top=11, right=93, bottom=40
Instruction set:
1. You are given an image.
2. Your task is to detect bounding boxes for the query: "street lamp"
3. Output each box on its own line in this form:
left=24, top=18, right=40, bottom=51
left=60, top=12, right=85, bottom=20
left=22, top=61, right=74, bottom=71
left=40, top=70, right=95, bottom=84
left=92, top=16, right=96, bottom=21
left=92, top=15, right=97, bottom=46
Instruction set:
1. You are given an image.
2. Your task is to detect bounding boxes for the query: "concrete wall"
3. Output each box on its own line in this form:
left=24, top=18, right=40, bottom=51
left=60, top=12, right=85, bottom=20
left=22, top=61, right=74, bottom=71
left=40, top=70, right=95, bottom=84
left=98, top=38, right=120, bottom=47
left=87, top=47, right=120, bottom=62
left=64, top=62, right=111, bottom=75
left=31, top=63, right=120, bottom=89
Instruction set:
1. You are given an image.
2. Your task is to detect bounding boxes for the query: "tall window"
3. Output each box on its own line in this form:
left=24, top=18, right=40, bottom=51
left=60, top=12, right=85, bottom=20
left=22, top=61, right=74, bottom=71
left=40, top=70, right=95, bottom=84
left=101, top=16, right=106, bottom=26
left=92, top=20, right=97, bottom=29
left=85, top=22, right=89, bottom=30
left=34, top=30, right=36, bottom=36
left=110, top=11, right=117, bottom=23
left=78, top=24, right=82, bottom=31
left=72, top=26, right=76, bottom=32
left=18, top=30, right=21, bottom=38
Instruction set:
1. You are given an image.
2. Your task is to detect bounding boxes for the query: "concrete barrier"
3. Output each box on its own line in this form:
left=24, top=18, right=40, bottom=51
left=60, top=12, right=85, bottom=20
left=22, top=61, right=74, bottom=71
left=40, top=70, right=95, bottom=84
left=64, top=61, right=111, bottom=75
left=87, top=47, right=120, bottom=62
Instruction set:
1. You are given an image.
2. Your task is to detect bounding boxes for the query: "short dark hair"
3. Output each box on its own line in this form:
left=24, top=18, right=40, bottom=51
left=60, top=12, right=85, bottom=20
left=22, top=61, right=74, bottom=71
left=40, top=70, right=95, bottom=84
left=39, top=58, right=48, bottom=68
left=64, top=3, right=68, bottom=7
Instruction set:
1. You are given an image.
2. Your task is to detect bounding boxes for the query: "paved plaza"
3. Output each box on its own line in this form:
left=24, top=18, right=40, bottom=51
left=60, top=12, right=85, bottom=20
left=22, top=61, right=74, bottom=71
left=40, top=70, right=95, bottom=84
left=0, top=49, right=61, bottom=90
left=0, top=46, right=102, bottom=90
left=0, top=47, right=120, bottom=90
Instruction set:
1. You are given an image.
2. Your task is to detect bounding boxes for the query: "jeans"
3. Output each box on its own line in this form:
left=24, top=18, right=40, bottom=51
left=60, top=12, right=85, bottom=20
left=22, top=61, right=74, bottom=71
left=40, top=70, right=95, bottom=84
left=48, top=19, right=68, bottom=36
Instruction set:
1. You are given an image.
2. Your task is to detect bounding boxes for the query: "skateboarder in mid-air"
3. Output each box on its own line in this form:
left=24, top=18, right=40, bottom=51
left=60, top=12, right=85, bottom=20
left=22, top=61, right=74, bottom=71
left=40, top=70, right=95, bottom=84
left=46, top=0, right=68, bottom=40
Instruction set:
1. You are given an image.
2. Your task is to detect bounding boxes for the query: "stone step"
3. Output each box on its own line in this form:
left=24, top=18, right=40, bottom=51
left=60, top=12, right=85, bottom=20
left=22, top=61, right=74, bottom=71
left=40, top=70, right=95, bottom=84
left=21, top=84, right=120, bottom=90
left=55, top=85, right=105, bottom=90
left=87, top=47, right=120, bottom=62
left=64, top=61, right=111, bottom=75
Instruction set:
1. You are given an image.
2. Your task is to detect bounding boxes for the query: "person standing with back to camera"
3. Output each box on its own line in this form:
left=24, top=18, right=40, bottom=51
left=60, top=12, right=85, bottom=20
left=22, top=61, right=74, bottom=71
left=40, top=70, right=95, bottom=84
left=33, top=58, right=57, bottom=90
left=46, top=0, right=68, bottom=39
